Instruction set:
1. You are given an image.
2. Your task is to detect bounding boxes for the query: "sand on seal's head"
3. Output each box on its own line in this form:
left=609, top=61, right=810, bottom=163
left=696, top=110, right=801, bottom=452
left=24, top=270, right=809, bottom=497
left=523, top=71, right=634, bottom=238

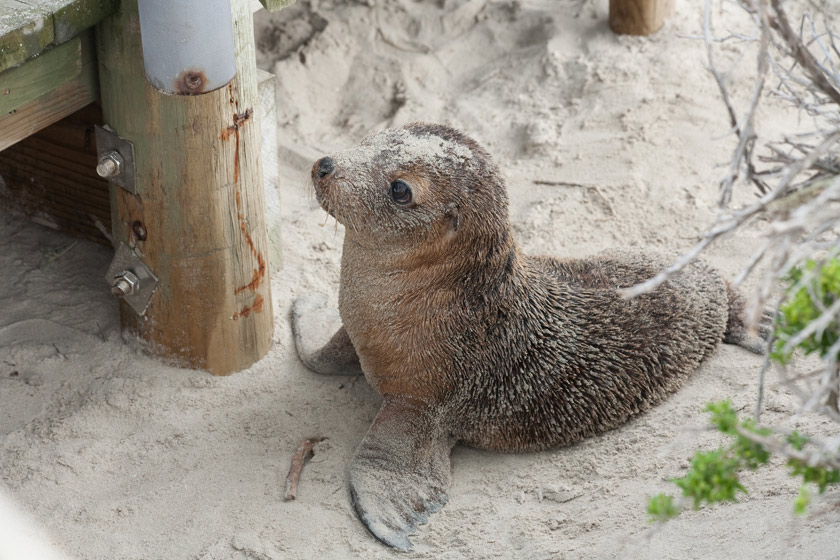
left=312, top=123, right=510, bottom=248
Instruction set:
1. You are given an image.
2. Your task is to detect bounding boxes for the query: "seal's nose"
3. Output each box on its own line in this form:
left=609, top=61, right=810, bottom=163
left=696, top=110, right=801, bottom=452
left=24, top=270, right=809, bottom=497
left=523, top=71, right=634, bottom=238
left=317, top=157, right=335, bottom=178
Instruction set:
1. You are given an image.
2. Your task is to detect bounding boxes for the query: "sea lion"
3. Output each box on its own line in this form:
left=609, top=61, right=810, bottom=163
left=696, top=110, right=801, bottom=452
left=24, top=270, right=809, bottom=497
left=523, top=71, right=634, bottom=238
left=291, top=122, right=769, bottom=551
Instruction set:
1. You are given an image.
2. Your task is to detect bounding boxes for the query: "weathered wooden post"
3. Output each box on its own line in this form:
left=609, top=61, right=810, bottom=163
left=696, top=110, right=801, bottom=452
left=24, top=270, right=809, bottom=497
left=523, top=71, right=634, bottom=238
left=95, top=0, right=273, bottom=374
left=609, top=0, right=673, bottom=36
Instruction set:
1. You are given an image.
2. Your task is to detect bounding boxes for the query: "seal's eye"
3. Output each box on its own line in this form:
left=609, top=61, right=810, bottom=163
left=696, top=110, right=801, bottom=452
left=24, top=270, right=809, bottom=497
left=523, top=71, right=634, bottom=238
left=389, top=179, right=413, bottom=206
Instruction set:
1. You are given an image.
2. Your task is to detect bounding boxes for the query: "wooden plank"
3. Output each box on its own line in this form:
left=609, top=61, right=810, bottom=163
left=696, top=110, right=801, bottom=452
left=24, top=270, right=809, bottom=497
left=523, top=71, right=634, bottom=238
left=97, top=0, right=274, bottom=374
left=0, top=102, right=112, bottom=244
left=0, top=0, right=116, bottom=72
left=257, top=0, right=295, bottom=12
left=52, top=0, right=116, bottom=43
left=0, top=35, right=82, bottom=114
left=0, top=29, right=96, bottom=151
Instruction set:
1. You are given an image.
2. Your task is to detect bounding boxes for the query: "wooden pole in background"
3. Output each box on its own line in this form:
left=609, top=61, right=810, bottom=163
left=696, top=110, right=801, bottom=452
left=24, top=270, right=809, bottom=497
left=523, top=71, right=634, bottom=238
left=95, top=0, right=273, bottom=375
left=609, top=0, right=673, bottom=36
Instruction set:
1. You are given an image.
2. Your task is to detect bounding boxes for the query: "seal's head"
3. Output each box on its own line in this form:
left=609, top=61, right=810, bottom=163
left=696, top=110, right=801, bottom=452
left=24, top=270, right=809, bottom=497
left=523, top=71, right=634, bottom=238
left=311, top=123, right=510, bottom=257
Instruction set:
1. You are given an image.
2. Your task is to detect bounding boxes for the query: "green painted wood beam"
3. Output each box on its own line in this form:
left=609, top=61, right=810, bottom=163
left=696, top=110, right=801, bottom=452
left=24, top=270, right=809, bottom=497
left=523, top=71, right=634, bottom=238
left=0, top=34, right=84, bottom=114
left=0, top=0, right=116, bottom=72
left=0, top=30, right=97, bottom=151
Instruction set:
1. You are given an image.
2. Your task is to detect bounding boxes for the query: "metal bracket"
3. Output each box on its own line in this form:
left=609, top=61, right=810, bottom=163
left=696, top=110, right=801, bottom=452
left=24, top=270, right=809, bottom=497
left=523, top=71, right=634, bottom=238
left=95, top=125, right=137, bottom=194
left=105, top=242, right=158, bottom=316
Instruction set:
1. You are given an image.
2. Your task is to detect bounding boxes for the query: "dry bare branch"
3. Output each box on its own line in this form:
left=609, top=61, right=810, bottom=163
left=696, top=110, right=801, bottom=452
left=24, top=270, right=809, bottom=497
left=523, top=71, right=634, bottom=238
left=630, top=1, right=840, bottom=464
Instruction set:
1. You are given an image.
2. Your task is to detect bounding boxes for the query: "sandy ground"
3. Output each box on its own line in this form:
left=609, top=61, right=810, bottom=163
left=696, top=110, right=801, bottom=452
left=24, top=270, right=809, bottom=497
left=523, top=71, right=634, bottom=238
left=2, top=0, right=839, bottom=558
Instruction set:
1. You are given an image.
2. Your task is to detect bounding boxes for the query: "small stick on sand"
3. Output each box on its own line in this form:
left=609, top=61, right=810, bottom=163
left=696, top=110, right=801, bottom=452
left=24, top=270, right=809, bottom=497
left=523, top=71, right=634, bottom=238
left=284, top=437, right=327, bottom=501
left=532, top=179, right=598, bottom=188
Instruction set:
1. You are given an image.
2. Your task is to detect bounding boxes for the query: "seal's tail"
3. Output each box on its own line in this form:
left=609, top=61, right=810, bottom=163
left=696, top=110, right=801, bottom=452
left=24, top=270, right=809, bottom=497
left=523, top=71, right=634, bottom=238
left=722, top=285, right=774, bottom=354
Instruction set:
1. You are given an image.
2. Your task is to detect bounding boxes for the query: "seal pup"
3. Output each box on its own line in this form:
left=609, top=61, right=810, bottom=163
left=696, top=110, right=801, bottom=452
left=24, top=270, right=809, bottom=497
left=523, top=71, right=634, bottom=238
left=292, top=122, right=770, bottom=551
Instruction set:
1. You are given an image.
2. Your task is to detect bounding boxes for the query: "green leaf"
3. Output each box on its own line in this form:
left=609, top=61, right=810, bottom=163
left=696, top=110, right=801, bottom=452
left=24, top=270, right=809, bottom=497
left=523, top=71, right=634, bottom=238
left=647, top=493, right=681, bottom=522
left=786, top=431, right=808, bottom=451
left=774, top=258, right=840, bottom=363
left=674, top=449, right=746, bottom=508
left=706, top=400, right=738, bottom=435
left=788, top=459, right=840, bottom=493
left=794, top=485, right=810, bottom=515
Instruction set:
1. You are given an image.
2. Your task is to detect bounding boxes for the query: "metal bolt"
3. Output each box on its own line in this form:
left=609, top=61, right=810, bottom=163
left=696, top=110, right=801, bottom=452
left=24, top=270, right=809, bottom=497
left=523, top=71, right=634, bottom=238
left=111, top=270, right=140, bottom=297
left=96, top=151, right=124, bottom=178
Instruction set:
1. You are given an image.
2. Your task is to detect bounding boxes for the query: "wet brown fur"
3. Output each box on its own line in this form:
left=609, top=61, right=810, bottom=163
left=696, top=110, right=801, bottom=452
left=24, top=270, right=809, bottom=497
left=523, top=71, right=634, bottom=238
left=301, top=122, right=763, bottom=549
left=316, top=122, right=744, bottom=451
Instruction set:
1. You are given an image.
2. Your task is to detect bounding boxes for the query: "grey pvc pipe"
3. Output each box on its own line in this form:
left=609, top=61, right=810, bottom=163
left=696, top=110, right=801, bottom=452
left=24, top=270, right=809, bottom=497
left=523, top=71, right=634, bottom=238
left=137, top=0, right=237, bottom=95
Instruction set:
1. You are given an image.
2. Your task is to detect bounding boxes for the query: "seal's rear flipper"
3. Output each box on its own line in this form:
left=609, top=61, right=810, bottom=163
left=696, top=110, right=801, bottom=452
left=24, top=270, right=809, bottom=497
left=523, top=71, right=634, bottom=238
left=349, top=398, right=452, bottom=551
left=723, top=286, right=775, bottom=354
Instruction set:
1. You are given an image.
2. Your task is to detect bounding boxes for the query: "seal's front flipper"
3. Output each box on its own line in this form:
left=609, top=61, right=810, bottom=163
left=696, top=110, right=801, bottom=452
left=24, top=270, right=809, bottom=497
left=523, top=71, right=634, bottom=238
left=349, top=398, right=452, bottom=551
left=292, top=293, right=363, bottom=376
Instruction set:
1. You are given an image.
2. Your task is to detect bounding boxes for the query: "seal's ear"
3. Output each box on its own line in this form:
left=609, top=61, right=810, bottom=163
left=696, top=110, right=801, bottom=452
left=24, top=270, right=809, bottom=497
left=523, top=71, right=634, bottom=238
left=445, top=206, right=459, bottom=232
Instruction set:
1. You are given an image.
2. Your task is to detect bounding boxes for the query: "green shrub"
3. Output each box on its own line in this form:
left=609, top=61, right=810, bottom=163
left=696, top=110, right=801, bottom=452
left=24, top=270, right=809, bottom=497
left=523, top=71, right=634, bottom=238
left=772, top=259, right=840, bottom=365
left=648, top=258, right=840, bottom=521
left=647, top=401, right=839, bottom=521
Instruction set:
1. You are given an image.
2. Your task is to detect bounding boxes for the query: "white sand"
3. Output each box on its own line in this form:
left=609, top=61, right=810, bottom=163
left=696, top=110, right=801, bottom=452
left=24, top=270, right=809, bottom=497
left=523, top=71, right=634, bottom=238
left=2, top=0, right=838, bottom=558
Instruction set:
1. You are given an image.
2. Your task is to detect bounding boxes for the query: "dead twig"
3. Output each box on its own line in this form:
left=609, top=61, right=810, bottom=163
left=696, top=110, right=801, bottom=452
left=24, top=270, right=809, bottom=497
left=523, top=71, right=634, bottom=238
left=769, top=0, right=840, bottom=106
left=284, top=437, right=327, bottom=501
left=532, top=179, right=600, bottom=188
left=625, top=0, right=840, bottom=470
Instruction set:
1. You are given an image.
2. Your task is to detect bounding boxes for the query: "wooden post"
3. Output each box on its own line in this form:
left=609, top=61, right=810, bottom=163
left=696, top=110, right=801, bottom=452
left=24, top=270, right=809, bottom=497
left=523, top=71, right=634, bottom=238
left=609, top=0, right=673, bottom=36
left=95, top=0, right=273, bottom=374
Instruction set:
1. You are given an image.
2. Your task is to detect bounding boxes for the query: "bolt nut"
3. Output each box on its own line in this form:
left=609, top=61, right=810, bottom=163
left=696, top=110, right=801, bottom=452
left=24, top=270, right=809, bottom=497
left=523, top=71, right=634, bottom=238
left=96, top=151, right=124, bottom=178
left=111, top=270, right=140, bottom=297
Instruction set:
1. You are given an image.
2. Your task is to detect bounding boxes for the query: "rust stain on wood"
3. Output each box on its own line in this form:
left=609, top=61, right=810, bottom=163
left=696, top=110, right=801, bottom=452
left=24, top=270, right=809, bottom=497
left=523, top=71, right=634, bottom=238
left=233, top=188, right=266, bottom=295
left=221, top=107, right=265, bottom=295
left=233, top=294, right=264, bottom=320
left=226, top=83, right=236, bottom=107
left=220, top=108, right=252, bottom=141
left=220, top=109, right=252, bottom=184
left=174, top=69, right=208, bottom=95
left=234, top=256, right=266, bottom=294
left=132, top=220, right=147, bottom=241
